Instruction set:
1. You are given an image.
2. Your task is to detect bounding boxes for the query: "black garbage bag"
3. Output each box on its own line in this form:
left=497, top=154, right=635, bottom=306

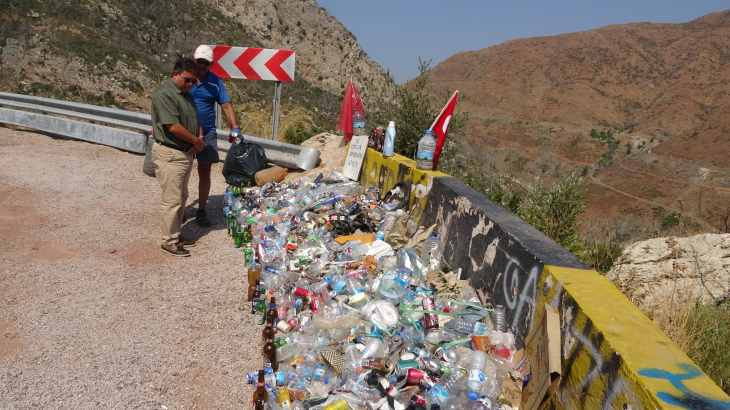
left=222, top=138, right=268, bottom=186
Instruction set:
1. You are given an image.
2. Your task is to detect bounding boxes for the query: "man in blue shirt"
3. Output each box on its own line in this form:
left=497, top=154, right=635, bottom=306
left=189, top=45, right=242, bottom=227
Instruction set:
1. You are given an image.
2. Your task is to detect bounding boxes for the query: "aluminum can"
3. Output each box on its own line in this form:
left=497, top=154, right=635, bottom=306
left=422, top=297, right=439, bottom=329
left=406, top=368, right=427, bottom=385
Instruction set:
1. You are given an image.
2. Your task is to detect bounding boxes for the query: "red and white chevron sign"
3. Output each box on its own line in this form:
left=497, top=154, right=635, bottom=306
left=208, top=46, right=295, bottom=82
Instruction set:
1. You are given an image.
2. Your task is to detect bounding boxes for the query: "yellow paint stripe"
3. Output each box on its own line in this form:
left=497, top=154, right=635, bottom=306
left=545, top=265, right=730, bottom=408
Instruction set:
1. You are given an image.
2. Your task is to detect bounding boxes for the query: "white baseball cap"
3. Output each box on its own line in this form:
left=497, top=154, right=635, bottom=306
left=194, top=45, right=214, bottom=62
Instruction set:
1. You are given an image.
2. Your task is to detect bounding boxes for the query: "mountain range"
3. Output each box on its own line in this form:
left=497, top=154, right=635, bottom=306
left=425, top=10, right=730, bottom=240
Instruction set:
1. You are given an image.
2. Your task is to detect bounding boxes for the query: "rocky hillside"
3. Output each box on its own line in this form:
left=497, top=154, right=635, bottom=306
left=0, top=0, right=390, bottom=127
left=425, top=11, right=730, bottom=241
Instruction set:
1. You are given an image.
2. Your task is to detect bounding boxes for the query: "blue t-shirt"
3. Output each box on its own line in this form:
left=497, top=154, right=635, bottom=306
left=189, top=71, right=231, bottom=134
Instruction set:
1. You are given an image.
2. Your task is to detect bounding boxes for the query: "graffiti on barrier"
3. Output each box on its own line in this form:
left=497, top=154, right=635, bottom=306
left=638, top=364, right=730, bottom=410
left=502, top=257, right=540, bottom=335
left=558, top=304, right=642, bottom=410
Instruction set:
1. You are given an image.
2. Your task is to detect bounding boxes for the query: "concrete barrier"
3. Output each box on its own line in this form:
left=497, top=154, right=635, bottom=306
left=359, top=148, right=730, bottom=410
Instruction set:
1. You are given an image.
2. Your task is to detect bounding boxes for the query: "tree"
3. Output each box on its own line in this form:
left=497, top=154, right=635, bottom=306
left=369, top=58, right=467, bottom=159
left=523, top=174, right=586, bottom=253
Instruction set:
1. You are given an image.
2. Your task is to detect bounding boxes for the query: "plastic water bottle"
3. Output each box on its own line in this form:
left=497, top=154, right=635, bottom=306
left=416, top=130, right=437, bottom=170
left=383, top=121, right=396, bottom=157
left=421, top=231, right=443, bottom=260
left=428, top=368, right=465, bottom=406
left=352, top=109, right=366, bottom=136
left=492, top=305, right=506, bottom=332
left=467, top=350, right=487, bottom=399
left=222, top=190, right=234, bottom=216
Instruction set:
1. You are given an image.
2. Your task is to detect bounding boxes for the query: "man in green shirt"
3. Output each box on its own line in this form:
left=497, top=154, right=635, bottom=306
left=151, top=57, right=205, bottom=257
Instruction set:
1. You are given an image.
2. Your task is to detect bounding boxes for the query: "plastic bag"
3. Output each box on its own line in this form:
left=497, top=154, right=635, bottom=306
left=143, top=134, right=156, bottom=177
left=221, top=138, right=268, bottom=186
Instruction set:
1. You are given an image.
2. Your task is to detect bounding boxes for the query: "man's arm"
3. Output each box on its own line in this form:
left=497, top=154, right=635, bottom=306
left=165, top=124, right=204, bottom=154
left=221, top=102, right=239, bottom=129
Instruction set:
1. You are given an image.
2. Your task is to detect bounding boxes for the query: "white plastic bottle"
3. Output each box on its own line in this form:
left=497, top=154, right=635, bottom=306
left=467, top=350, right=487, bottom=400
left=416, top=129, right=437, bottom=170
left=479, top=357, right=500, bottom=402
left=352, top=109, right=366, bottom=136
left=383, top=121, right=396, bottom=157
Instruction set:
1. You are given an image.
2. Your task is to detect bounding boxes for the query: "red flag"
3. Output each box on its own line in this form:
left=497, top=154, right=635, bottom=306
left=337, top=78, right=366, bottom=142
left=430, top=91, right=458, bottom=168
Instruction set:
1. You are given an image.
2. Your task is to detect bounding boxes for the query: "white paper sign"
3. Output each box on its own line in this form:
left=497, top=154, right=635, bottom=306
left=342, top=136, right=369, bottom=181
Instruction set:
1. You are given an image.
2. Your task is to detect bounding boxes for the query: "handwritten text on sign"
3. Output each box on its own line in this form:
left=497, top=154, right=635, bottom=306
left=342, top=136, right=369, bottom=181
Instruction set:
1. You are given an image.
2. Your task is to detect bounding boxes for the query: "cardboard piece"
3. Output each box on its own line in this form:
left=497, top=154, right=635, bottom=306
left=342, top=135, right=369, bottom=180
left=333, top=233, right=375, bottom=245
left=520, top=304, right=562, bottom=410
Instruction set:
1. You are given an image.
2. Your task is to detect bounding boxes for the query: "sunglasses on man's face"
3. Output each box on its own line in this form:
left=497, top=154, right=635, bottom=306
left=180, top=75, right=198, bottom=85
left=196, top=59, right=212, bottom=67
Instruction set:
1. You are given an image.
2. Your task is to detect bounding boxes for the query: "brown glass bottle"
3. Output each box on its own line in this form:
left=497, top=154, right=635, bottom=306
left=262, top=314, right=276, bottom=342
left=251, top=279, right=261, bottom=314
left=266, top=297, right=277, bottom=325
left=253, top=369, right=268, bottom=410
left=262, top=334, right=278, bottom=371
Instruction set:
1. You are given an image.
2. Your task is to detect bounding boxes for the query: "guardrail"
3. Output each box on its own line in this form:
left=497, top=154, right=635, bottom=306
left=0, top=92, right=320, bottom=170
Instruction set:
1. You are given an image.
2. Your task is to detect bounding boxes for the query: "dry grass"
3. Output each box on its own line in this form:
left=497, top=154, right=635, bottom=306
left=237, top=103, right=316, bottom=144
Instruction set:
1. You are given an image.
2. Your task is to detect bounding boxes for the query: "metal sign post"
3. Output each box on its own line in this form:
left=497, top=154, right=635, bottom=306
left=271, top=81, right=282, bottom=141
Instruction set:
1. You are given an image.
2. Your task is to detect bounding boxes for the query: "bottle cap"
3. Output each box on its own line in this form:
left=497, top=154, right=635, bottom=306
left=324, top=377, right=329, bottom=384
left=424, top=130, right=434, bottom=134
left=469, top=392, right=478, bottom=400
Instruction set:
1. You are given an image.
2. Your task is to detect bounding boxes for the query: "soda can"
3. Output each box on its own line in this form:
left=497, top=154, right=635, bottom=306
left=406, top=368, right=427, bottom=385
left=395, top=360, right=420, bottom=376
left=293, top=286, right=313, bottom=297
left=310, top=297, right=324, bottom=313
left=276, top=320, right=291, bottom=333
left=422, top=297, right=439, bottom=329
left=256, top=243, right=266, bottom=261
left=411, top=395, right=427, bottom=407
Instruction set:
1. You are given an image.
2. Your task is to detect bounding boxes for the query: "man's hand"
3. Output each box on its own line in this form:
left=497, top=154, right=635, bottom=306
left=229, top=127, right=242, bottom=143
left=187, top=136, right=205, bottom=155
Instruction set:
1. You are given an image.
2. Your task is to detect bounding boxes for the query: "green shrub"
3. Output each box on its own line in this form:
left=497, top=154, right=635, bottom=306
left=523, top=174, right=586, bottom=253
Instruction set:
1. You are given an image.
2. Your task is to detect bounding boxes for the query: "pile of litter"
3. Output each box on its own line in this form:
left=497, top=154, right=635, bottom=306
left=223, top=173, right=524, bottom=410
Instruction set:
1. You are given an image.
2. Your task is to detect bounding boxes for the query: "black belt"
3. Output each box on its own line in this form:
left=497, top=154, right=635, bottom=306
left=155, top=140, right=187, bottom=152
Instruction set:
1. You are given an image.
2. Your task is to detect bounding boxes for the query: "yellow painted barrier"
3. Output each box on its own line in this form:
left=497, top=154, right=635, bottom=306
left=541, top=266, right=730, bottom=410
left=359, top=149, right=447, bottom=223
left=357, top=146, right=730, bottom=408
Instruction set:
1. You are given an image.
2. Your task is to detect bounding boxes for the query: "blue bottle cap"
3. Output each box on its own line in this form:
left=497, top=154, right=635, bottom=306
left=324, top=377, right=329, bottom=384
left=424, top=130, right=434, bottom=134
left=469, top=392, right=478, bottom=400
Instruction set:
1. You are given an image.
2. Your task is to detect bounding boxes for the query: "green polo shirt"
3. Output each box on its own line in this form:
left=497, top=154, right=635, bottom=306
left=151, top=78, right=199, bottom=151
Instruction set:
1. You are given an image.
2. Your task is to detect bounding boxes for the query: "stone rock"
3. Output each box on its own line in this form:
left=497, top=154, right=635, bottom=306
left=606, top=233, right=730, bottom=313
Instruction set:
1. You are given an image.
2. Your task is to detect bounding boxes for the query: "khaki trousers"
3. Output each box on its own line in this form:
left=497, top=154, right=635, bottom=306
left=152, top=142, right=193, bottom=246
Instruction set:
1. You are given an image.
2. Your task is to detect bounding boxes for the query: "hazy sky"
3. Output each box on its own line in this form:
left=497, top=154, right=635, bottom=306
left=316, top=0, right=730, bottom=84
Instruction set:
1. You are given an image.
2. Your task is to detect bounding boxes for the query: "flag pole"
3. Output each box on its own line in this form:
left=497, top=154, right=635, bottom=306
left=429, top=90, right=458, bottom=130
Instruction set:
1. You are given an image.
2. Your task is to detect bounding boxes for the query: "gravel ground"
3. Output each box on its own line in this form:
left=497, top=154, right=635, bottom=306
left=0, top=128, right=268, bottom=409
